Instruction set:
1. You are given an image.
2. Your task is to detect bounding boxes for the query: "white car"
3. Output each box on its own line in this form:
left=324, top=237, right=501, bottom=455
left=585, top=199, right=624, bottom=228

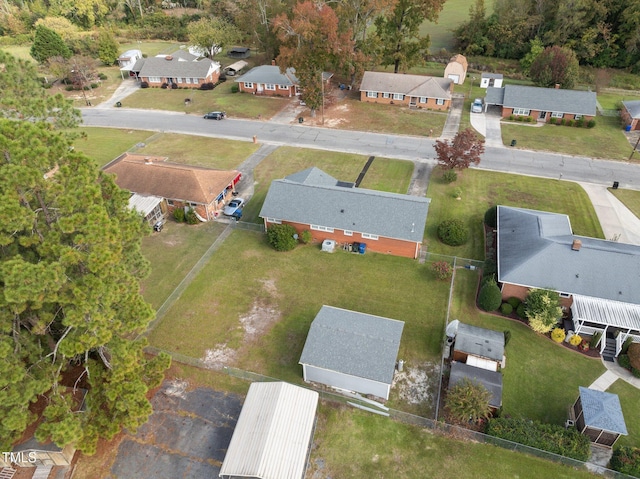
left=471, top=98, right=483, bottom=113
left=223, top=198, right=244, bottom=216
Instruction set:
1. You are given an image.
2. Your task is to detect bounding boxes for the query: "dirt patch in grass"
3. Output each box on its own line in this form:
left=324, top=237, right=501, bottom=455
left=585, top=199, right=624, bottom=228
left=391, top=361, right=441, bottom=416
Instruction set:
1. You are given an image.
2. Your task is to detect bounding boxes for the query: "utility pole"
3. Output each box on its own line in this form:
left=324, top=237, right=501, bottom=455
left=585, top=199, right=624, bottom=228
left=629, top=134, right=640, bottom=160
left=321, top=70, right=325, bottom=125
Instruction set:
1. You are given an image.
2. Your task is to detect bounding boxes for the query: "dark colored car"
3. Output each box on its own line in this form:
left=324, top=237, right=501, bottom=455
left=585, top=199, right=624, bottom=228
left=204, top=111, right=226, bottom=120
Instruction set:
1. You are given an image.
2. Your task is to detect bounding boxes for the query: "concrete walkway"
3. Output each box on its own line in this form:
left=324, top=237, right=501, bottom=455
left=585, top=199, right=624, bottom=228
left=588, top=370, right=619, bottom=391
left=440, top=95, right=464, bottom=139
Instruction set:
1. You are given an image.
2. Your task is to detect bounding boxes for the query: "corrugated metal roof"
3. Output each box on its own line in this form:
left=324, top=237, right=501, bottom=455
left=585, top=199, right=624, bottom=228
left=502, top=84, right=597, bottom=116
left=235, top=65, right=298, bottom=85
left=360, top=71, right=452, bottom=100
left=497, top=206, right=640, bottom=304
left=454, top=323, right=504, bottom=362
left=299, top=305, right=404, bottom=384
left=259, top=168, right=430, bottom=243
left=128, top=193, right=163, bottom=216
left=571, top=295, right=640, bottom=331
left=623, top=100, right=640, bottom=119
left=219, top=382, right=319, bottom=479
left=449, top=361, right=503, bottom=408
left=579, top=387, right=627, bottom=435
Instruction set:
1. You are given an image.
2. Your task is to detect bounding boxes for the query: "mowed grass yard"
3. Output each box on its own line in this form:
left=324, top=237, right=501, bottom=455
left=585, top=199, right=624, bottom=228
left=425, top=168, right=604, bottom=260
left=73, top=127, right=156, bottom=167
left=609, top=187, right=640, bottom=219
left=501, top=115, right=633, bottom=160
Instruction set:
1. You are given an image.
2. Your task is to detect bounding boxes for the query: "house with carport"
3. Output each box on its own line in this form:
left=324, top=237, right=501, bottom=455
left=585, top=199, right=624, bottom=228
left=570, top=387, right=627, bottom=447
left=103, top=153, right=241, bottom=221
left=118, top=49, right=142, bottom=79
left=259, top=167, right=430, bottom=259
left=135, top=50, right=221, bottom=88
left=219, top=381, right=318, bottom=479
left=484, top=84, right=596, bottom=122
left=359, top=71, right=453, bottom=110
left=235, top=65, right=299, bottom=97
left=299, top=305, right=404, bottom=400
left=497, top=205, right=640, bottom=358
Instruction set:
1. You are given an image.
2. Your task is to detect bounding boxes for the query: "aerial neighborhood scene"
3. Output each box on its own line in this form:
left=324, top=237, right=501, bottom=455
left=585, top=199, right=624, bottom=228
left=3, top=0, right=640, bottom=477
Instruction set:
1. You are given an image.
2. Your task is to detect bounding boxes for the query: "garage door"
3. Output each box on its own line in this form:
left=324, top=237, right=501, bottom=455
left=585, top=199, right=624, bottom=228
left=448, top=74, right=460, bottom=84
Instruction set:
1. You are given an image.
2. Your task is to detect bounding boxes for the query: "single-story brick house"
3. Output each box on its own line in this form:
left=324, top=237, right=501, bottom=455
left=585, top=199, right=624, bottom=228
left=219, top=382, right=318, bottom=479
left=485, top=84, right=596, bottom=122
left=451, top=322, right=505, bottom=372
left=621, top=100, right=640, bottom=131
left=235, top=65, right=299, bottom=97
left=359, top=71, right=453, bottom=111
left=259, top=167, right=430, bottom=259
left=497, top=205, right=640, bottom=357
left=444, top=54, right=468, bottom=85
left=135, top=50, right=221, bottom=88
left=480, top=72, right=503, bottom=89
left=570, top=387, right=627, bottom=447
left=449, top=361, right=503, bottom=409
left=103, top=153, right=241, bottom=221
left=299, top=305, right=404, bottom=400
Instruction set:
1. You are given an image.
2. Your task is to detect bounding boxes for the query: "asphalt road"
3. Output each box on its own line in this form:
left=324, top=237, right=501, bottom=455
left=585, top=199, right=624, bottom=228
left=82, top=108, right=640, bottom=190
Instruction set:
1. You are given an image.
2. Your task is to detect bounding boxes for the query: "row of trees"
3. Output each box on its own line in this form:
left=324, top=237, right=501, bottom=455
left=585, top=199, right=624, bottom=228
left=0, top=50, right=170, bottom=454
left=454, top=0, right=640, bottom=71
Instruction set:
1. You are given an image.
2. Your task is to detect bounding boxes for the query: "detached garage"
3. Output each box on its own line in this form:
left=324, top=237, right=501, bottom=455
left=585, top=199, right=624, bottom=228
left=219, top=382, right=318, bottom=479
left=299, top=305, right=404, bottom=400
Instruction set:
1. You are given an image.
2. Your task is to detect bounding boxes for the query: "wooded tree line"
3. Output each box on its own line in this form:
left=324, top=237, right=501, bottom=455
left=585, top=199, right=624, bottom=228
left=454, top=0, right=640, bottom=71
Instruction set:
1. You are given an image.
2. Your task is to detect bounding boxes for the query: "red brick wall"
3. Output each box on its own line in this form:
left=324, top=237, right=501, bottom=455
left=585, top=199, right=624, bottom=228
left=264, top=220, right=422, bottom=258
left=500, top=283, right=529, bottom=301
left=360, top=92, right=450, bottom=111
left=238, top=83, right=295, bottom=97
left=141, top=71, right=219, bottom=88
left=502, top=107, right=594, bottom=123
left=621, top=107, right=640, bottom=130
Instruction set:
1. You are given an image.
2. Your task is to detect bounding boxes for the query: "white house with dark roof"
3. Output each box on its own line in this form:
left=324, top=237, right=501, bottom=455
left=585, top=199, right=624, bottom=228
left=621, top=100, right=640, bottom=131
left=480, top=72, right=503, bottom=88
left=359, top=71, right=453, bottom=111
left=497, top=205, right=640, bottom=357
left=235, top=65, right=299, bottom=97
left=484, top=84, right=596, bottom=122
left=299, top=306, right=404, bottom=400
left=136, top=51, right=221, bottom=88
left=452, top=322, right=505, bottom=371
left=259, top=167, right=430, bottom=259
left=571, top=387, right=627, bottom=447
left=219, top=382, right=318, bottom=479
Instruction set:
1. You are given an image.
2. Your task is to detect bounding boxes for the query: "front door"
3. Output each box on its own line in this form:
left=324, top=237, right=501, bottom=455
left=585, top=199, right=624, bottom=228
left=539, top=111, right=547, bottom=121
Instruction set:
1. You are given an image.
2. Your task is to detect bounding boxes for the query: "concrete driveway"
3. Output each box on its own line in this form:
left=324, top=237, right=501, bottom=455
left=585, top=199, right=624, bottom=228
left=107, top=380, right=242, bottom=479
left=470, top=107, right=503, bottom=148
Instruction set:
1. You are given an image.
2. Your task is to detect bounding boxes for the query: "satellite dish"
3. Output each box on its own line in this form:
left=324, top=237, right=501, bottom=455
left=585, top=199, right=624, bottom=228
left=445, top=319, right=459, bottom=338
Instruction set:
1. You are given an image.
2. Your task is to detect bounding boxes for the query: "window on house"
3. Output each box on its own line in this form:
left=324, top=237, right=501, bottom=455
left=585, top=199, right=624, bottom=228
left=244, top=82, right=253, bottom=88
left=176, top=77, right=182, bottom=83
left=266, top=217, right=282, bottom=224
left=279, top=85, right=288, bottom=89
left=343, top=230, right=353, bottom=236
left=574, top=114, right=582, bottom=120
left=361, top=233, right=379, bottom=240
left=559, top=292, right=571, bottom=298
left=265, top=84, right=276, bottom=90
left=419, top=97, right=427, bottom=104
left=551, top=112, right=564, bottom=118
left=382, top=92, right=390, bottom=99
left=367, top=91, right=377, bottom=98
left=167, top=199, right=174, bottom=206
left=149, top=76, right=161, bottom=83
left=393, top=93, right=404, bottom=100
left=193, top=78, right=200, bottom=84
left=513, top=108, right=531, bottom=116
left=185, top=77, right=192, bottom=84
left=436, top=98, right=444, bottom=105
left=310, top=225, right=334, bottom=233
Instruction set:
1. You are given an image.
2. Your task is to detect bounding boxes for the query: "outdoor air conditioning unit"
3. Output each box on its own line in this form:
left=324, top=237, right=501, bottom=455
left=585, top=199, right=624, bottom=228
left=565, top=419, right=575, bottom=428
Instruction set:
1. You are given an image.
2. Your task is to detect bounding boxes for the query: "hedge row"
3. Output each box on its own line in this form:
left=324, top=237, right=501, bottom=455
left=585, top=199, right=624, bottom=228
left=611, top=446, right=640, bottom=476
left=485, top=417, right=591, bottom=461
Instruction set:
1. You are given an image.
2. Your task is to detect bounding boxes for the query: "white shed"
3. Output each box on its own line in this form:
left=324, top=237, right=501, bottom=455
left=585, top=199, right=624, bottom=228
left=299, top=305, right=404, bottom=400
left=219, top=382, right=318, bottom=479
left=480, top=72, right=503, bottom=88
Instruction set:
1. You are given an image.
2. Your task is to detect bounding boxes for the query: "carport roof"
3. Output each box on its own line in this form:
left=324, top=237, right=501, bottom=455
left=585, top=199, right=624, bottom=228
left=299, top=305, right=404, bottom=384
left=485, top=86, right=505, bottom=105
left=219, top=382, right=318, bottom=479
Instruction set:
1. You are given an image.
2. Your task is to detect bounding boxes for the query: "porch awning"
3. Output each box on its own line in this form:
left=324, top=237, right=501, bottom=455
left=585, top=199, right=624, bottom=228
left=571, top=294, right=640, bottom=331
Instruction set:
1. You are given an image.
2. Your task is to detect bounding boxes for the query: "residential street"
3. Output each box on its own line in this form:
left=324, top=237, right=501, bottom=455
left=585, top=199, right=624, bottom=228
left=82, top=108, right=640, bottom=190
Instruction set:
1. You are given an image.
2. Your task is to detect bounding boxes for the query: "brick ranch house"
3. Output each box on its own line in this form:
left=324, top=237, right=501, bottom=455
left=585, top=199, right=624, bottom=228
left=235, top=64, right=299, bottom=97
left=103, top=153, right=241, bottom=221
left=259, top=167, right=430, bottom=259
left=621, top=100, right=640, bottom=131
left=359, top=71, right=453, bottom=111
left=133, top=50, right=221, bottom=88
left=497, top=205, right=640, bottom=357
left=485, top=84, right=596, bottom=122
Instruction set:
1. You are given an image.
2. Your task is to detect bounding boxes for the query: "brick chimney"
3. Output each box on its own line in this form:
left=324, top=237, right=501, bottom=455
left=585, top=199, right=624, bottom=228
left=144, top=157, right=153, bottom=165
left=571, top=239, right=582, bottom=251
left=555, top=83, right=560, bottom=89
left=271, top=59, right=276, bottom=66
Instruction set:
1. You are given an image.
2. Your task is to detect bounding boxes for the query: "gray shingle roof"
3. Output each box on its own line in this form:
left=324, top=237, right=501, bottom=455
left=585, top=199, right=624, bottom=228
left=501, top=84, right=596, bottom=116
left=235, top=65, right=298, bottom=85
left=485, top=86, right=505, bottom=105
left=497, top=206, right=640, bottom=304
left=481, top=73, right=503, bottom=79
left=579, top=387, right=627, bottom=435
left=623, top=100, right=640, bottom=119
left=449, top=361, right=503, bottom=408
left=360, top=71, right=452, bottom=100
left=454, top=323, right=504, bottom=362
left=259, top=167, right=430, bottom=243
left=138, top=55, right=219, bottom=79
left=299, top=306, right=404, bottom=384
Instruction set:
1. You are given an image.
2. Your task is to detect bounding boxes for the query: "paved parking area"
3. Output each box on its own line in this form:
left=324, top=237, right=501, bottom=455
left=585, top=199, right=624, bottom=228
left=107, top=380, right=243, bottom=479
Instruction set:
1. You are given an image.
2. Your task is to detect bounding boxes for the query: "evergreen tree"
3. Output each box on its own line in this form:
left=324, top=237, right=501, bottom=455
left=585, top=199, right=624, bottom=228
left=30, top=25, right=72, bottom=64
left=97, top=29, right=119, bottom=66
left=0, top=119, right=170, bottom=454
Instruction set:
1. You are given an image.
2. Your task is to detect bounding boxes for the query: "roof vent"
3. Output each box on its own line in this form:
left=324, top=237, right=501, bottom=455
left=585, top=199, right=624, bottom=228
left=166, top=55, right=173, bottom=61
left=571, top=239, right=582, bottom=251
left=144, top=157, right=153, bottom=164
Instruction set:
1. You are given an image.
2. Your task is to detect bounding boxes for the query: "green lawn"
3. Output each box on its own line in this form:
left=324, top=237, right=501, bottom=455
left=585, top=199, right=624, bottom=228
left=1, top=45, right=33, bottom=61
left=140, top=221, right=228, bottom=311
left=122, top=82, right=290, bottom=119
left=118, top=41, right=183, bottom=57
left=73, top=127, right=156, bottom=167
left=501, top=116, right=633, bottom=160
left=425, top=169, right=604, bottom=260
left=609, top=188, right=640, bottom=219
left=311, top=404, right=598, bottom=479
left=597, top=90, right=640, bottom=110
left=607, top=379, right=640, bottom=448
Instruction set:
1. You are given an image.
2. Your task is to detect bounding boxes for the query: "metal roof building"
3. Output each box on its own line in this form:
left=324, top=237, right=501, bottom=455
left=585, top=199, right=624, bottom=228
left=219, top=382, right=319, bottom=479
left=299, top=305, right=404, bottom=400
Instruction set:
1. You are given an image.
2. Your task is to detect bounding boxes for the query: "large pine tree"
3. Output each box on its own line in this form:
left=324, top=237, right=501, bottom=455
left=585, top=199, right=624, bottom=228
left=30, top=25, right=72, bottom=64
